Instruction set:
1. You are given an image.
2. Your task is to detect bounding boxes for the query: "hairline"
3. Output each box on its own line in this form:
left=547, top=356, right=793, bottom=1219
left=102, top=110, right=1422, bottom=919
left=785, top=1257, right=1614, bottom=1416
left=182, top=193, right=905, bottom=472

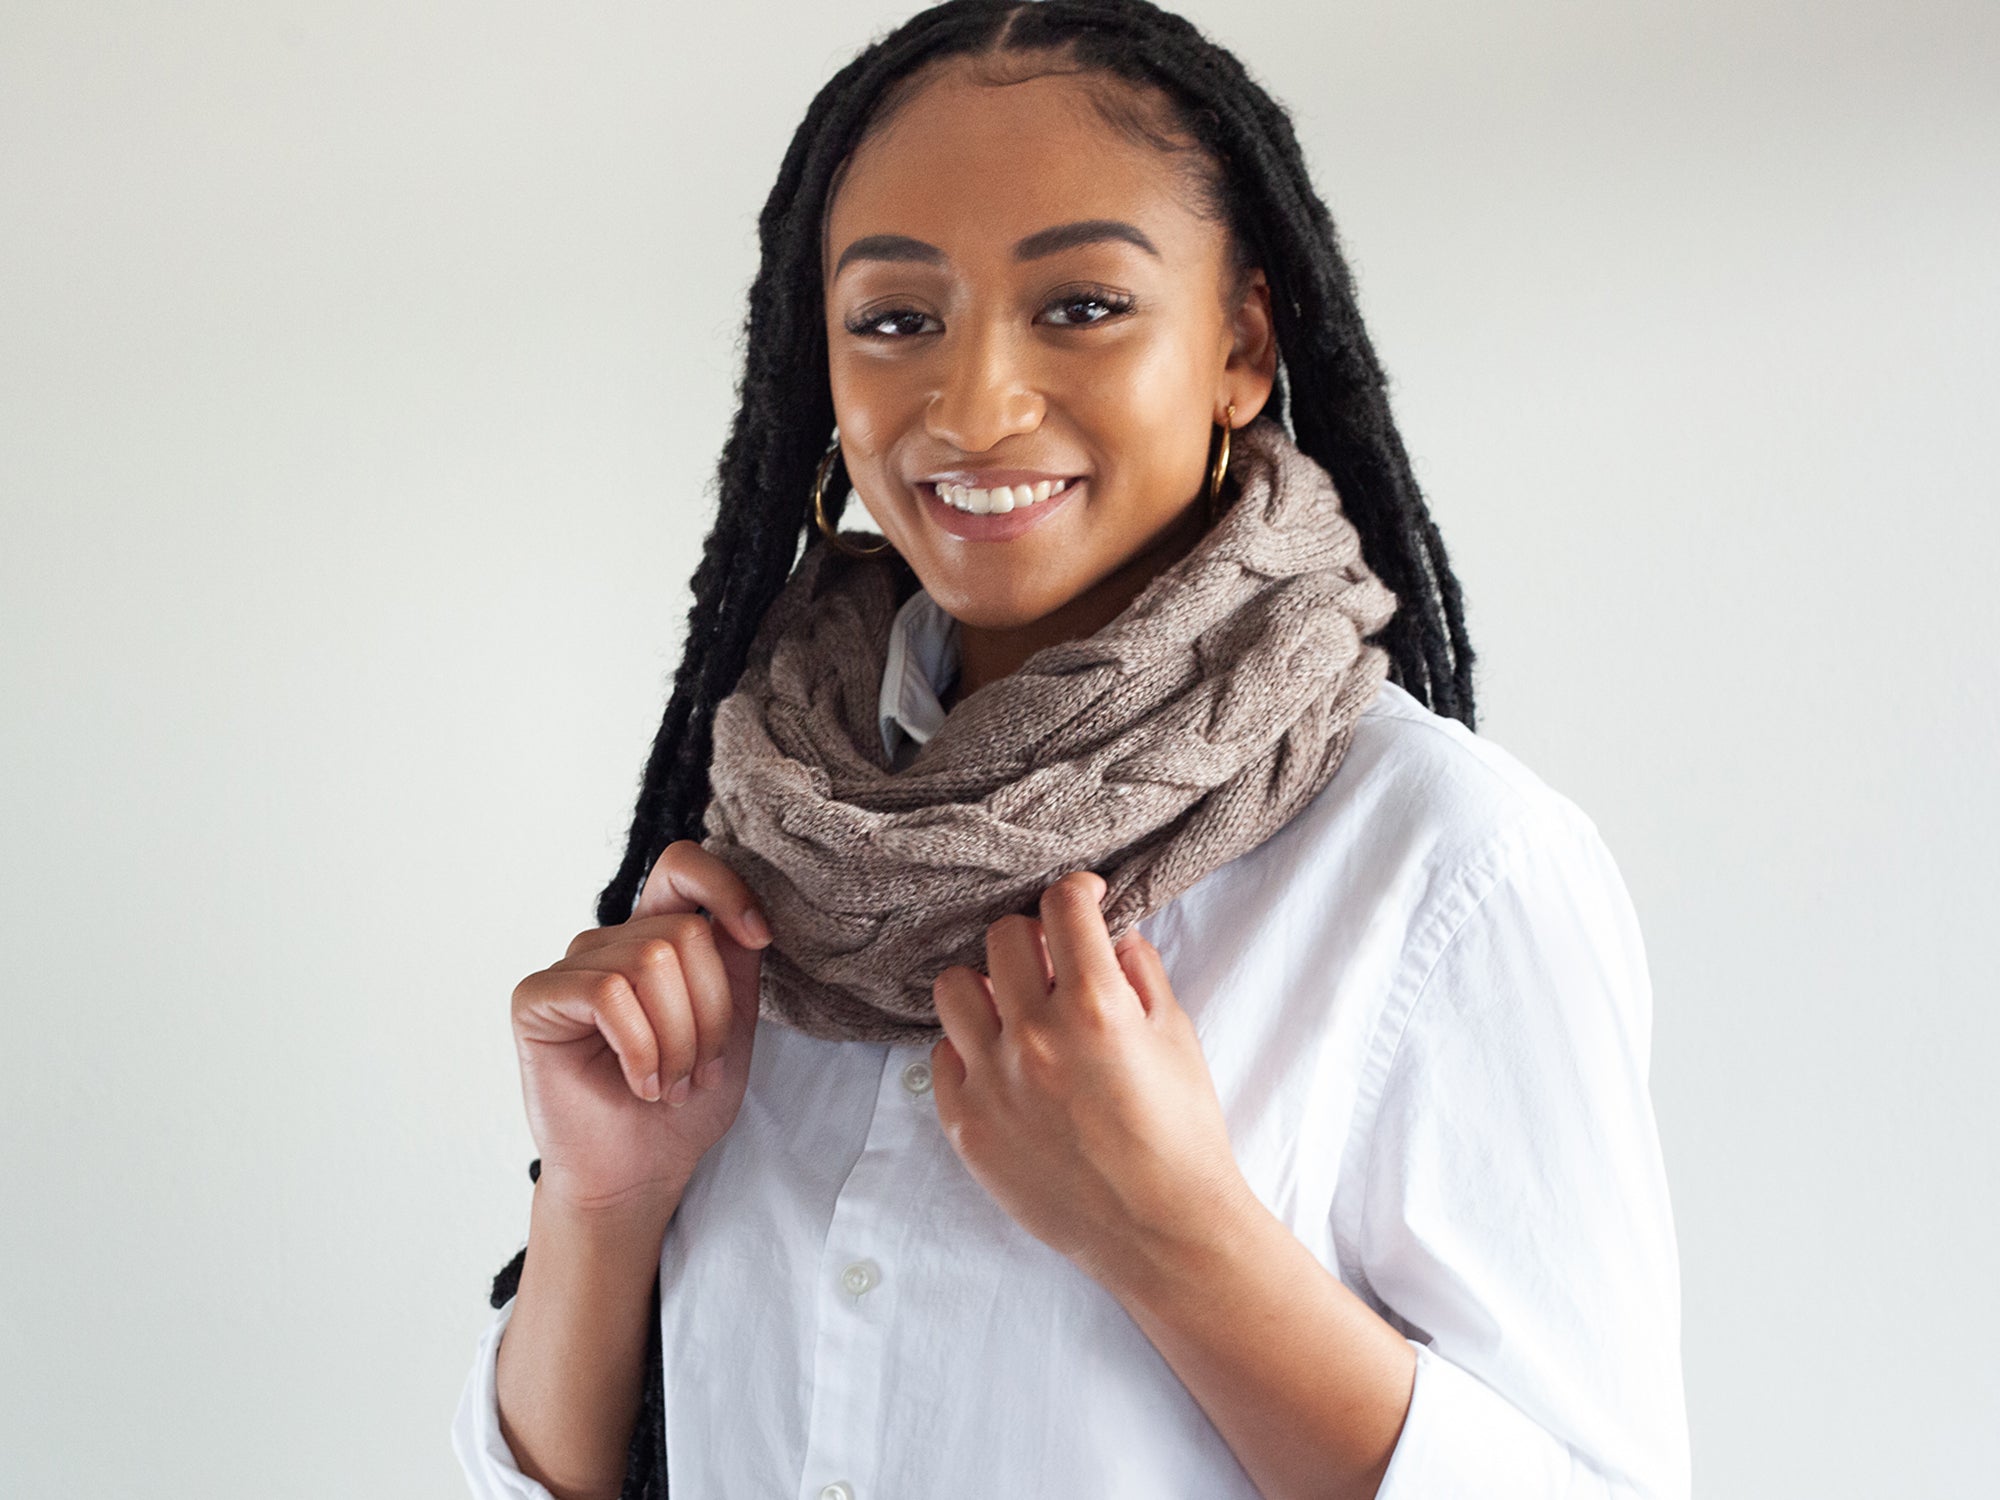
left=818, top=47, right=1251, bottom=293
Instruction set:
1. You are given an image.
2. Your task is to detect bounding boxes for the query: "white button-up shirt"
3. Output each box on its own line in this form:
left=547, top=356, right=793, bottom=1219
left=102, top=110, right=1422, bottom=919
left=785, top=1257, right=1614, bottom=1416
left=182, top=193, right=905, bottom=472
left=455, top=587, right=1690, bottom=1499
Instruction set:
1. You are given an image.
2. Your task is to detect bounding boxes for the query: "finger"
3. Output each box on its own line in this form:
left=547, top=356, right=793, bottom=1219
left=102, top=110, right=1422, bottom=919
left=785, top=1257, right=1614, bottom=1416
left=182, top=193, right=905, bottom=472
left=512, top=967, right=662, bottom=1101
left=575, top=935, right=700, bottom=1096
left=562, top=914, right=733, bottom=1071
left=932, top=964, right=1001, bottom=1061
left=659, top=918, right=735, bottom=1082
left=712, top=927, right=766, bottom=1057
left=984, top=913, right=1053, bottom=1023
left=1038, top=870, right=1127, bottom=998
left=633, top=839, right=774, bottom=950
left=930, top=1032, right=968, bottom=1126
left=1113, top=927, right=1173, bottom=1019
left=931, top=1032, right=967, bottom=1090
left=567, top=907, right=749, bottom=962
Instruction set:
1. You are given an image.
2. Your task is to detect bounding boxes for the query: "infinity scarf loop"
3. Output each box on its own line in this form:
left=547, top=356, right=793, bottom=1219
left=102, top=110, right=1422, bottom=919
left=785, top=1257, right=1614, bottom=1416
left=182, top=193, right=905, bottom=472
left=700, top=416, right=1397, bottom=1044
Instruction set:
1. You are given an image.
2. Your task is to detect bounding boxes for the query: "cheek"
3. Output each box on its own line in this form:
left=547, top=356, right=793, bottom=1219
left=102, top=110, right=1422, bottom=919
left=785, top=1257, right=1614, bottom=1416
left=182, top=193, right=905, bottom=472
left=1061, top=332, right=1217, bottom=486
left=1103, top=344, right=1201, bottom=422
left=1064, top=312, right=1215, bottom=421
left=828, top=353, right=920, bottom=460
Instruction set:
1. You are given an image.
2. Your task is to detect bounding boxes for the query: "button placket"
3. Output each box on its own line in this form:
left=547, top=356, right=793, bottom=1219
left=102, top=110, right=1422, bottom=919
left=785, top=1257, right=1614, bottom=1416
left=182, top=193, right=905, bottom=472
left=794, top=1047, right=926, bottom=1500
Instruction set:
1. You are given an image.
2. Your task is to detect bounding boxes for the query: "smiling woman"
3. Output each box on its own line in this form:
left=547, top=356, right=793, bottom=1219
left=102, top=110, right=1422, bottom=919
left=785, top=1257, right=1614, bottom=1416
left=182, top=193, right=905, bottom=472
left=454, top=4, right=1686, bottom=1499
left=821, top=58, right=1275, bottom=655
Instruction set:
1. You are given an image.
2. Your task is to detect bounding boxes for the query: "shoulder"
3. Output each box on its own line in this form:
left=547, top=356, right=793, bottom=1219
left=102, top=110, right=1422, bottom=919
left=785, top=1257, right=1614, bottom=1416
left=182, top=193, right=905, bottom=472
left=1302, top=683, right=1654, bottom=1076
left=1262, top=678, right=1614, bottom=908
left=1160, top=678, right=1639, bottom=1020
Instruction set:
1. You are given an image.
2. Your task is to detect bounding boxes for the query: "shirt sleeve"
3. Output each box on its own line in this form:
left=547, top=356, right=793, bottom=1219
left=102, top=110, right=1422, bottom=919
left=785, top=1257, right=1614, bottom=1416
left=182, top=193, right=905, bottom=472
left=451, top=1295, right=562, bottom=1500
left=1352, top=806, right=1690, bottom=1500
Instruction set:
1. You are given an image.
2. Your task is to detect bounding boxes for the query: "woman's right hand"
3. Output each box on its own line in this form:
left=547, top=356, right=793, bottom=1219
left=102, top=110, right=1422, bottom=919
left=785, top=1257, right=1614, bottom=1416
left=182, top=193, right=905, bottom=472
left=509, top=840, right=773, bottom=1218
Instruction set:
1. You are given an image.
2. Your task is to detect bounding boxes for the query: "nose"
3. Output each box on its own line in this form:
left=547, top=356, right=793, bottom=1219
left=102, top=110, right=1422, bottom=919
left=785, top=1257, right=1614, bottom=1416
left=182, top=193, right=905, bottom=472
left=923, top=319, right=1045, bottom=454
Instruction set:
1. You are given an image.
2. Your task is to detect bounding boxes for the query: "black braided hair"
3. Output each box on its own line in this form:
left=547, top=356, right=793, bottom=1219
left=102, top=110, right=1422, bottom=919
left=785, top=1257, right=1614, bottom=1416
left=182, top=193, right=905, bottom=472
left=490, top=5, right=1477, bottom=1495
left=594, top=0, right=1477, bottom=935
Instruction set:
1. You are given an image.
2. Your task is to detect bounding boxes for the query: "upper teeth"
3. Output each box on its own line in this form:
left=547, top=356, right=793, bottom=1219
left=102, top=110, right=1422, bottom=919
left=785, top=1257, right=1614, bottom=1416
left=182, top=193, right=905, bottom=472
left=935, top=478, right=1071, bottom=514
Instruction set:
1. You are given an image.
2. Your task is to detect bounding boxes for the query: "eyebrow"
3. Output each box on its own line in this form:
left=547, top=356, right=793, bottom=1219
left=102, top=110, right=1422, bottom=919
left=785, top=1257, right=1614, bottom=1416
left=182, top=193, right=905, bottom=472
left=832, top=234, right=944, bottom=277
left=1015, top=218, right=1161, bottom=261
left=831, top=218, right=1161, bottom=278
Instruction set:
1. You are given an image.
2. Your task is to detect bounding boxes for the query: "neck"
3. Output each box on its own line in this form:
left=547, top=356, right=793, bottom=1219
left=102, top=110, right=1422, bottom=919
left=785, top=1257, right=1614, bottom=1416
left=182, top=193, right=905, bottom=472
left=951, top=500, right=1209, bottom=703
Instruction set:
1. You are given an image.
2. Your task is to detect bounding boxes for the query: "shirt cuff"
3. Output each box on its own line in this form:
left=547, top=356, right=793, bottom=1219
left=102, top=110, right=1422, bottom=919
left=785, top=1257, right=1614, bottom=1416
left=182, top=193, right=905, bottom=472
left=451, top=1297, right=561, bottom=1500
left=1376, top=1339, right=1607, bottom=1499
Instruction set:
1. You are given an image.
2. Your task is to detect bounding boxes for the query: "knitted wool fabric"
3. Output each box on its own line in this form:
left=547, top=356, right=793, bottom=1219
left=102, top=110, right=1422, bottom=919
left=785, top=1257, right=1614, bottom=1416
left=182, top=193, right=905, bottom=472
left=699, top=415, right=1398, bottom=1044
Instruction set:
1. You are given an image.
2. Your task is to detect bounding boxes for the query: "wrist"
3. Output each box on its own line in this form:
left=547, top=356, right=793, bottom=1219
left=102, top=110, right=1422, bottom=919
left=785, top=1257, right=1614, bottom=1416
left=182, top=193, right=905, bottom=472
left=530, top=1170, right=687, bottom=1258
left=1101, top=1171, right=1271, bottom=1314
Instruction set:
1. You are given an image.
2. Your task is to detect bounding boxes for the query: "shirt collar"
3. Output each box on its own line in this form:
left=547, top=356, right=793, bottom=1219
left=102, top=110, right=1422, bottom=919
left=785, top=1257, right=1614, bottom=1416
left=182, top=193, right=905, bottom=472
left=878, top=587, right=961, bottom=763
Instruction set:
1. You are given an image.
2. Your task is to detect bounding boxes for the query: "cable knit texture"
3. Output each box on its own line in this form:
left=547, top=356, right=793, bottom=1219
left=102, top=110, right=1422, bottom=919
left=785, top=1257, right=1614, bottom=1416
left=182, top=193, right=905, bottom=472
left=700, top=416, right=1398, bottom=1043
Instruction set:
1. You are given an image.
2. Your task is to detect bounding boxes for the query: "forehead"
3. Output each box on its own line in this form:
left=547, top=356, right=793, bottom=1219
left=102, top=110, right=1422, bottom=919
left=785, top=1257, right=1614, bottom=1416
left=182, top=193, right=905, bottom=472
left=824, top=61, right=1218, bottom=264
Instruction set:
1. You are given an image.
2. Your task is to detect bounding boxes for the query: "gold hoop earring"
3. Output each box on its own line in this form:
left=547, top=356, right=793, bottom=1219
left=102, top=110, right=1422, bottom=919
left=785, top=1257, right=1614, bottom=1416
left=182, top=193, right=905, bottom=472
left=812, top=442, right=892, bottom=558
left=1205, top=403, right=1237, bottom=521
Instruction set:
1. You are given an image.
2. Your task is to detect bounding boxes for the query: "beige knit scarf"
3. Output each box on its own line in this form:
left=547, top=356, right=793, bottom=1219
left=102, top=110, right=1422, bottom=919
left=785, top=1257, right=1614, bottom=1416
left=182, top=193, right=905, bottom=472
left=700, top=416, right=1398, bottom=1044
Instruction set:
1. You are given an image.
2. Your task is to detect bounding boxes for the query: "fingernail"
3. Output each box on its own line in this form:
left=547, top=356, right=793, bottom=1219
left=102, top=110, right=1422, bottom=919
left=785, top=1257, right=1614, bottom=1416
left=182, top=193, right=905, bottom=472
left=743, top=908, right=772, bottom=945
left=697, top=1058, right=726, bottom=1090
left=666, top=1075, right=691, bottom=1107
left=641, top=1072, right=661, bottom=1102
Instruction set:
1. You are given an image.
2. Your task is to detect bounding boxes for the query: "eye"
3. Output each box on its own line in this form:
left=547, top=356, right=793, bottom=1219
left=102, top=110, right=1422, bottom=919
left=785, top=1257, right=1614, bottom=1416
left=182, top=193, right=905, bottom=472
left=1038, top=288, right=1137, bottom=328
left=845, top=305, right=942, bottom=338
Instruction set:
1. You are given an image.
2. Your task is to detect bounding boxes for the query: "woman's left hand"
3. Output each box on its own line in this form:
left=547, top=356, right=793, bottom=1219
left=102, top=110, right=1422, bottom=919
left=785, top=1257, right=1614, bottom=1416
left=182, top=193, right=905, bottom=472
left=929, top=870, right=1254, bottom=1291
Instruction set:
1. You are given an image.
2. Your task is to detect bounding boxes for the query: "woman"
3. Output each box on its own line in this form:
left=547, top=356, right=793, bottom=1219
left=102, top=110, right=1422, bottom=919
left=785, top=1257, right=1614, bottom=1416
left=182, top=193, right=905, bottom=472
left=454, top=2, right=1689, bottom=1497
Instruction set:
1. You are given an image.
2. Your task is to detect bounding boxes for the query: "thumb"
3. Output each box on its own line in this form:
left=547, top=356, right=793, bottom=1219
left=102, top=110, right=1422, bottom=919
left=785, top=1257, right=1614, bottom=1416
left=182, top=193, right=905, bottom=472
left=1112, top=928, right=1176, bottom=1019
left=714, top=923, right=768, bottom=1055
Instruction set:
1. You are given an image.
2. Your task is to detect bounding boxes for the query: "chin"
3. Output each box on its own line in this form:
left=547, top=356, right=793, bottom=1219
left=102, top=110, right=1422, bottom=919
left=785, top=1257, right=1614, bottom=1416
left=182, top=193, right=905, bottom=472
left=927, top=571, right=1074, bottom=632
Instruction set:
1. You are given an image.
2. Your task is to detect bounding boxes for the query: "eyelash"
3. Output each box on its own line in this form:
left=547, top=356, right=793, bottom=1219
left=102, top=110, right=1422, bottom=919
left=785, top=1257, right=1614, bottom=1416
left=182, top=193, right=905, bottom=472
left=1044, top=289, right=1137, bottom=327
left=844, top=288, right=1137, bottom=339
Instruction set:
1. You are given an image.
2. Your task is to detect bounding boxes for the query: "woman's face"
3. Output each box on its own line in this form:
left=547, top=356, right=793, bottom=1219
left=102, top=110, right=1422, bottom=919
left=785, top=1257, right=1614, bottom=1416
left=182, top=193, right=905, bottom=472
left=821, top=59, right=1276, bottom=638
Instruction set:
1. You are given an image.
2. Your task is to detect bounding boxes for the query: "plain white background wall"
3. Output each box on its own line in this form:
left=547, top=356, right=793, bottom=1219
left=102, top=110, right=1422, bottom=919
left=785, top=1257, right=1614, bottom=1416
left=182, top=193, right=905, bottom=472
left=3, top=1, right=1994, bottom=1493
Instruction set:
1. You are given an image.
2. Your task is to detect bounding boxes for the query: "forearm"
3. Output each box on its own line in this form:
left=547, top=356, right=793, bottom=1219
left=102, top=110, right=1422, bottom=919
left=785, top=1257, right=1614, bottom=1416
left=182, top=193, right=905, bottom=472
left=1105, top=1186, right=1417, bottom=1500
left=495, top=1179, right=682, bottom=1500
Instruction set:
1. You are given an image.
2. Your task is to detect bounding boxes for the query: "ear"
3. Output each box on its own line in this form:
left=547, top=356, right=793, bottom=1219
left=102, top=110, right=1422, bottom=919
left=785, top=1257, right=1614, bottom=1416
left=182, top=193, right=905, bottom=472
left=1219, top=266, right=1278, bottom=427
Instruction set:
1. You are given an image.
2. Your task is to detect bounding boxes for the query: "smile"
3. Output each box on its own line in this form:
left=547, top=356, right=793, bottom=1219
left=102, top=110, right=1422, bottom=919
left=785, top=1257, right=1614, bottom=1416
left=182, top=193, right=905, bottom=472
left=934, top=477, right=1074, bottom=514
left=917, top=475, right=1086, bottom=541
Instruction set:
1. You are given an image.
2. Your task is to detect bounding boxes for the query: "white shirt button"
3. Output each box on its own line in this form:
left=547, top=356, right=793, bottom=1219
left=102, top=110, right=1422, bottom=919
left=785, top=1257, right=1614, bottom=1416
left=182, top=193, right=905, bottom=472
left=818, top=1485, right=854, bottom=1500
left=901, top=1059, right=933, bottom=1095
left=840, top=1259, right=880, bottom=1296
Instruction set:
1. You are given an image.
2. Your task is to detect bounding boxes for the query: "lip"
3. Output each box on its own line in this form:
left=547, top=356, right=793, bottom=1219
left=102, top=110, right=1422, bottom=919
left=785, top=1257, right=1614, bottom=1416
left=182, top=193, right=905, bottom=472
left=920, top=468, right=1076, bottom=488
left=918, top=476, right=1085, bottom=542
